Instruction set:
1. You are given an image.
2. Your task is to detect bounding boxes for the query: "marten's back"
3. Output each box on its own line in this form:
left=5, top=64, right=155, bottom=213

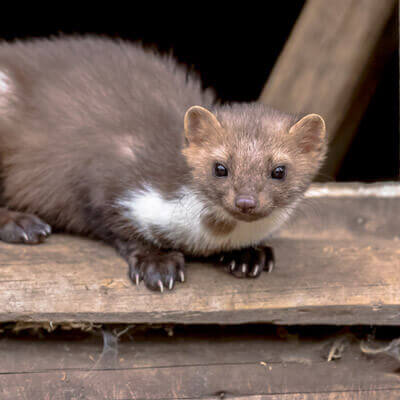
left=0, top=37, right=214, bottom=233
left=0, top=36, right=214, bottom=144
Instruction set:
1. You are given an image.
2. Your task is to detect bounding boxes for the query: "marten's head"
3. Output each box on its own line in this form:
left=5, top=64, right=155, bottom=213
left=183, top=103, right=327, bottom=223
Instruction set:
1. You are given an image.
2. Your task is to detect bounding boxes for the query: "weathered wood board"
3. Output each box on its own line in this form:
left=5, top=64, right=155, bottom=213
left=259, top=0, right=397, bottom=177
left=0, top=327, right=399, bottom=399
left=0, top=182, right=399, bottom=325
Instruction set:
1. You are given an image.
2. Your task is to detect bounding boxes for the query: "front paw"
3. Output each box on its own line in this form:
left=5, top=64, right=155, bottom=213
left=128, top=250, right=185, bottom=292
left=219, top=246, right=275, bottom=278
left=0, top=211, right=51, bottom=244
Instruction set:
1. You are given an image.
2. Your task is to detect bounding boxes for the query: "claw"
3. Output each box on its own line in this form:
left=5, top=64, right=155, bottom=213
left=242, top=263, right=247, bottom=274
left=21, top=232, right=29, bottom=242
left=158, top=280, right=164, bottom=293
left=169, top=277, right=174, bottom=290
left=135, top=273, right=140, bottom=286
left=252, top=264, right=259, bottom=276
left=44, top=225, right=52, bottom=235
left=179, top=270, right=185, bottom=283
left=219, top=256, right=224, bottom=262
left=229, top=260, right=236, bottom=272
left=266, top=260, right=274, bottom=273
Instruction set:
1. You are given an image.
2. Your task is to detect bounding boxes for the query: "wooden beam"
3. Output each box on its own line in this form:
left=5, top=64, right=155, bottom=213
left=259, top=0, right=397, bottom=178
left=0, top=182, right=399, bottom=325
left=0, top=329, right=399, bottom=399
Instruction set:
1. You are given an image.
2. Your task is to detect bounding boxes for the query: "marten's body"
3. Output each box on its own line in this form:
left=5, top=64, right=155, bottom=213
left=0, top=37, right=327, bottom=291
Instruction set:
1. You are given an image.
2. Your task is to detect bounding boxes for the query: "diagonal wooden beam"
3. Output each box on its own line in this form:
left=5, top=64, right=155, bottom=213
left=259, top=0, right=397, bottom=178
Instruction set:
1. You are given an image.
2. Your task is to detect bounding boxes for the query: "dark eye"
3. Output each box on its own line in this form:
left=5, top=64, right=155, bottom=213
left=271, top=166, right=286, bottom=180
left=214, top=162, right=228, bottom=177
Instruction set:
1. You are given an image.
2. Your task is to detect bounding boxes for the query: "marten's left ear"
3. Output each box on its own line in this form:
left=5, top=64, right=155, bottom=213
left=289, top=114, right=326, bottom=154
left=184, top=106, right=222, bottom=145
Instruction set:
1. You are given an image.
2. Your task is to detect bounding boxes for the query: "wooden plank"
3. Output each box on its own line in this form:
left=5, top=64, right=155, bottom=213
left=204, top=393, right=400, bottom=400
left=0, top=329, right=399, bottom=399
left=0, top=182, right=399, bottom=325
left=259, top=0, right=397, bottom=178
left=2, top=368, right=399, bottom=400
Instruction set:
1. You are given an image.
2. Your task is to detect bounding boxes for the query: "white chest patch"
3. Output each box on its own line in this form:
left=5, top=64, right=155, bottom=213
left=117, top=185, right=295, bottom=255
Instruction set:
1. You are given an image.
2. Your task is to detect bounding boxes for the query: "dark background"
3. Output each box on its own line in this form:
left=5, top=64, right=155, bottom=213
left=0, top=3, right=398, bottom=181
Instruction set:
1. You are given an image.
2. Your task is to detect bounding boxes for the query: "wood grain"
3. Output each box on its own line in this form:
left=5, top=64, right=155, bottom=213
left=0, top=182, right=399, bottom=325
left=2, top=368, right=399, bottom=400
left=205, top=393, right=400, bottom=400
left=259, top=0, right=397, bottom=177
left=0, top=329, right=399, bottom=399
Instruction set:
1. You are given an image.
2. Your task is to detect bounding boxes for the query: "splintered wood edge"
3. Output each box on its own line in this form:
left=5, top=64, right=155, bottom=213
left=306, top=182, right=400, bottom=198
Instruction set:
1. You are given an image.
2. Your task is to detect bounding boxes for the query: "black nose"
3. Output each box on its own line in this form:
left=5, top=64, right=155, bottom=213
left=235, top=195, right=257, bottom=213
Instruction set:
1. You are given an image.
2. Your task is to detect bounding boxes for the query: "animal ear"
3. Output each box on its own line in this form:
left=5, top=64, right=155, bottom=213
left=289, top=114, right=326, bottom=154
left=184, top=106, right=222, bottom=144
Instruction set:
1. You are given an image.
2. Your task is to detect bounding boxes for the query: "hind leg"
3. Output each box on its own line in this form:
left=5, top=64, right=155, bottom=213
left=0, top=208, right=51, bottom=244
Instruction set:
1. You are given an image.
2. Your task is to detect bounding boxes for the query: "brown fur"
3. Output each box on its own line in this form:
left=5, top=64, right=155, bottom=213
left=201, top=214, right=237, bottom=236
left=0, top=36, right=327, bottom=253
left=183, top=104, right=327, bottom=224
left=0, top=37, right=215, bottom=243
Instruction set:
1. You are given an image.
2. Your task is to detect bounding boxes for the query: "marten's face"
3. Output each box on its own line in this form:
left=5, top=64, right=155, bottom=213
left=183, top=104, right=327, bottom=223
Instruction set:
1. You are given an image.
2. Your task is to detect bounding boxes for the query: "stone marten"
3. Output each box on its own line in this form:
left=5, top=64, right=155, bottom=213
left=0, top=37, right=327, bottom=291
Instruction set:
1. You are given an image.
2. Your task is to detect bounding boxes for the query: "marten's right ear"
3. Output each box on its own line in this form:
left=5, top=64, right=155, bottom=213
left=289, top=114, right=326, bottom=154
left=184, top=106, right=222, bottom=145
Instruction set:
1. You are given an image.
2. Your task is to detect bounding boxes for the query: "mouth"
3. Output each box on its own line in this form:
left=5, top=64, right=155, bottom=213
left=226, top=209, right=270, bottom=223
